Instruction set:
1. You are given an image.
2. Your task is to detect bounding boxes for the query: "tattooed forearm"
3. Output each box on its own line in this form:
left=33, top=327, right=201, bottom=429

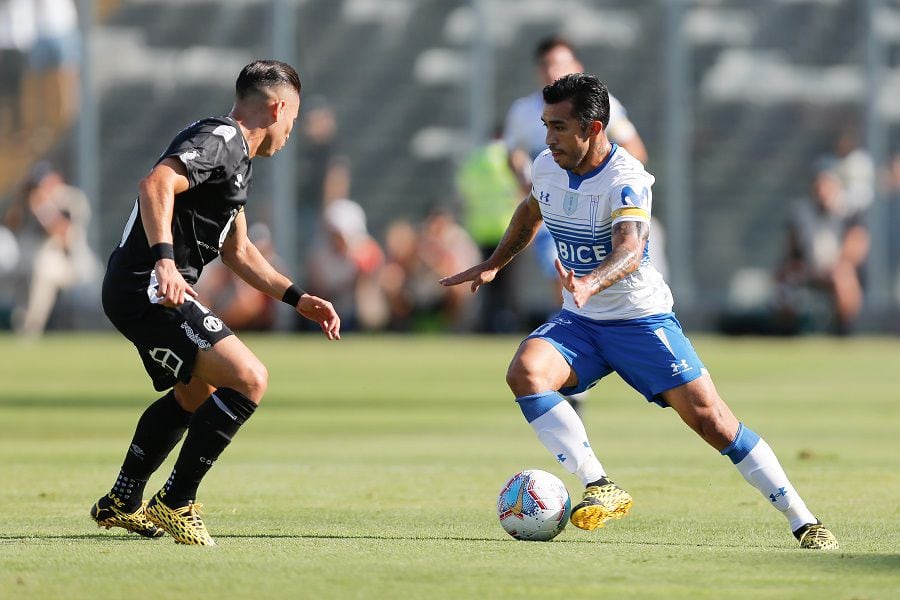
left=501, top=224, right=534, bottom=260
left=585, top=221, right=649, bottom=294
left=487, top=198, right=542, bottom=268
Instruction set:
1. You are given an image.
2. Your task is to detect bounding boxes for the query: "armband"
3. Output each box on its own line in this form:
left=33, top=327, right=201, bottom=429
left=151, top=243, right=175, bottom=261
left=282, top=284, right=304, bottom=308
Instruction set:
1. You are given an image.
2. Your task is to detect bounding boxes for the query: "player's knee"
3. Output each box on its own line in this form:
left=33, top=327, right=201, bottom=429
left=506, top=360, right=549, bottom=396
left=236, top=360, right=268, bottom=403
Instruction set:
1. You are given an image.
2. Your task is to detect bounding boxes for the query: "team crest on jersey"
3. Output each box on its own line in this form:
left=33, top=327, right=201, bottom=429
left=203, top=316, right=223, bottom=332
left=563, top=191, right=579, bottom=215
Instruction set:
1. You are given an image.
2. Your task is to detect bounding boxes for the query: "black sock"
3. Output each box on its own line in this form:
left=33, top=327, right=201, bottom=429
left=162, top=388, right=257, bottom=507
left=111, top=390, right=192, bottom=511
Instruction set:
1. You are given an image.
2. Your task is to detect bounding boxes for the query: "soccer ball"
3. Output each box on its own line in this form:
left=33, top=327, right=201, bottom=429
left=497, top=469, right=571, bottom=541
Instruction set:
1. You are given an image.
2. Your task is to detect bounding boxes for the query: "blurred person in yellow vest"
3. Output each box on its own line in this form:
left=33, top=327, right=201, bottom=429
left=456, top=134, right=523, bottom=332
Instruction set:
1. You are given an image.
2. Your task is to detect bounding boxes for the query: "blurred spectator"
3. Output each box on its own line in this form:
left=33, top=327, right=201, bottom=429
left=27, top=0, right=81, bottom=141
left=775, top=159, right=869, bottom=335
left=418, top=208, right=481, bottom=331
left=455, top=133, right=522, bottom=331
left=888, top=154, right=900, bottom=304
left=305, top=198, right=387, bottom=331
left=380, top=219, right=422, bottom=331
left=0, top=222, right=20, bottom=327
left=193, top=223, right=280, bottom=331
left=380, top=211, right=480, bottom=333
left=295, top=97, right=350, bottom=272
left=0, top=0, right=35, bottom=139
left=829, top=129, right=874, bottom=218
left=2, top=161, right=100, bottom=336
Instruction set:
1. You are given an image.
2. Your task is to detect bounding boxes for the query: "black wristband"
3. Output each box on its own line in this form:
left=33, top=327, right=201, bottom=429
left=151, top=243, right=175, bottom=261
left=282, top=284, right=304, bottom=308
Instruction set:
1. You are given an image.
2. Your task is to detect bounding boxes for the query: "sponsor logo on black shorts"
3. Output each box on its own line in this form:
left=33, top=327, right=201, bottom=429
left=150, top=347, right=183, bottom=376
left=203, top=316, right=223, bottom=332
left=181, top=322, right=211, bottom=350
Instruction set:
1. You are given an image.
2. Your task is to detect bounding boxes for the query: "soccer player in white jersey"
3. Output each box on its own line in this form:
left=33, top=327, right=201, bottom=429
left=503, top=36, right=648, bottom=415
left=442, top=73, right=838, bottom=550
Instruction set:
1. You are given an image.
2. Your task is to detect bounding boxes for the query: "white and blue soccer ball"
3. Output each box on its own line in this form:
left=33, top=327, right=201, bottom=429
left=497, top=469, right=571, bottom=541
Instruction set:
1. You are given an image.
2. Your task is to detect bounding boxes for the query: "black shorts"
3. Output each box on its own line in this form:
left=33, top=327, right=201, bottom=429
left=105, top=292, right=234, bottom=392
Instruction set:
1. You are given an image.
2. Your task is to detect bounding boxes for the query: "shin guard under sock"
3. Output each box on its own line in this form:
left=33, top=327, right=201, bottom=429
left=162, top=388, right=257, bottom=507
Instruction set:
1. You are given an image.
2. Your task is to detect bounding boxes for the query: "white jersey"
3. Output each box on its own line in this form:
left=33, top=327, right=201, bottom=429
left=530, top=145, right=673, bottom=320
left=504, top=91, right=636, bottom=160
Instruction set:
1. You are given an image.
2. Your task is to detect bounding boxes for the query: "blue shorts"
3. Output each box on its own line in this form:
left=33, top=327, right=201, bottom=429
left=526, top=310, right=705, bottom=407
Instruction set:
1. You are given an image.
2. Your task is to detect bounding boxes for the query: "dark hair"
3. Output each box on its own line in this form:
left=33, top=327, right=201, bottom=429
left=235, top=60, right=301, bottom=99
left=534, top=36, right=579, bottom=62
left=542, top=73, right=610, bottom=131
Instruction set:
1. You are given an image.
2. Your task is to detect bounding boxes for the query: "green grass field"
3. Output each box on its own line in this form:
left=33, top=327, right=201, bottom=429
left=1, top=333, right=898, bottom=599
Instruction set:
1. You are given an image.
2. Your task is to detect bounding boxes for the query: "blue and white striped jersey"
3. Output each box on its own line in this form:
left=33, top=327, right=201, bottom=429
left=530, top=144, right=672, bottom=320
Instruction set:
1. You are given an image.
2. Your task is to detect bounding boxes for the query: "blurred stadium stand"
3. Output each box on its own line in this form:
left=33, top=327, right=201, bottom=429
left=2, top=0, right=899, bottom=332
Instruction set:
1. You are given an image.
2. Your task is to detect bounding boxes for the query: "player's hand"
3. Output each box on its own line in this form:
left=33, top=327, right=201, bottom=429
left=297, top=294, right=341, bottom=340
left=154, top=259, right=198, bottom=307
left=554, top=258, right=597, bottom=308
left=439, top=263, right=499, bottom=294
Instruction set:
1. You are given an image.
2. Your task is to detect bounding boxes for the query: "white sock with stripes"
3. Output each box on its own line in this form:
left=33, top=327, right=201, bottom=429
left=516, top=392, right=606, bottom=486
left=722, top=423, right=817, bottom=531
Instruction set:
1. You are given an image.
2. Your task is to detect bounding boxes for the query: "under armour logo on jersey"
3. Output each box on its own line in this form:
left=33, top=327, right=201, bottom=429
left=769, top=487, right=788, bottom=502
left=538, top=191, right=551, bottom=203
left=556, top=453, right=567, bottom=463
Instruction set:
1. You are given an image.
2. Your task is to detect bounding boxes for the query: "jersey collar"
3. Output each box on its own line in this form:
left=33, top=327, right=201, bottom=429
left=224, top=115, right=250, bottom=157
left=567, top=143, right=618, bottom=190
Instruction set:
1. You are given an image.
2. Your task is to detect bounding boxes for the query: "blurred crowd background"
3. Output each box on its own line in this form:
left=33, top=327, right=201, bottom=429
left=2, top=0, right=900, bottom=337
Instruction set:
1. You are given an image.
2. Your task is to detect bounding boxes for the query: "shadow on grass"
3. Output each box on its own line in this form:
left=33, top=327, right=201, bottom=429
left=0, top=533, right=559, bottom=544
left=0, top=533, right=153, bottom=543
left=5, top=532, right=900, bottom=566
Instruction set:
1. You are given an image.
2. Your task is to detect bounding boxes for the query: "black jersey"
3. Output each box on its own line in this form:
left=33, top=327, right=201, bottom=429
left=106, top=116, right=253, bottom=299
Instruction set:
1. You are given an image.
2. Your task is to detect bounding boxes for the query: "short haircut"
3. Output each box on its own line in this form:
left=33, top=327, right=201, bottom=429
left=534, top=36, right=579, bottom=62
left=542, top=73, right=610, bottom=131
left=235, top=60, right=301, bottom=99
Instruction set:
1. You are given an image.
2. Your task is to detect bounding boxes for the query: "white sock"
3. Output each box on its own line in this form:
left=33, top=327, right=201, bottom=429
left=516, top=392, right=606, bottom=486
left=565, top=391, right=589, bottom=403
left=722, top=423, right=817, bottom=531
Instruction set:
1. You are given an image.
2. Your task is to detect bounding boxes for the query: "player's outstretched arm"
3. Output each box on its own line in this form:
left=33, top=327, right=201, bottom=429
left=139, top=158, right=197, bottom=307
left=440, top=195, right=543, bottom=293
left=295, top=294, right=341, bottom=340
left=220, top=211, right=340, bottom=340
left=556, top=220, right=648, bottom=307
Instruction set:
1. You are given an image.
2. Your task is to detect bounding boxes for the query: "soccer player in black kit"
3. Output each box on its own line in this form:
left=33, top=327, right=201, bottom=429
left=90, top=60, right=341, bottom=545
